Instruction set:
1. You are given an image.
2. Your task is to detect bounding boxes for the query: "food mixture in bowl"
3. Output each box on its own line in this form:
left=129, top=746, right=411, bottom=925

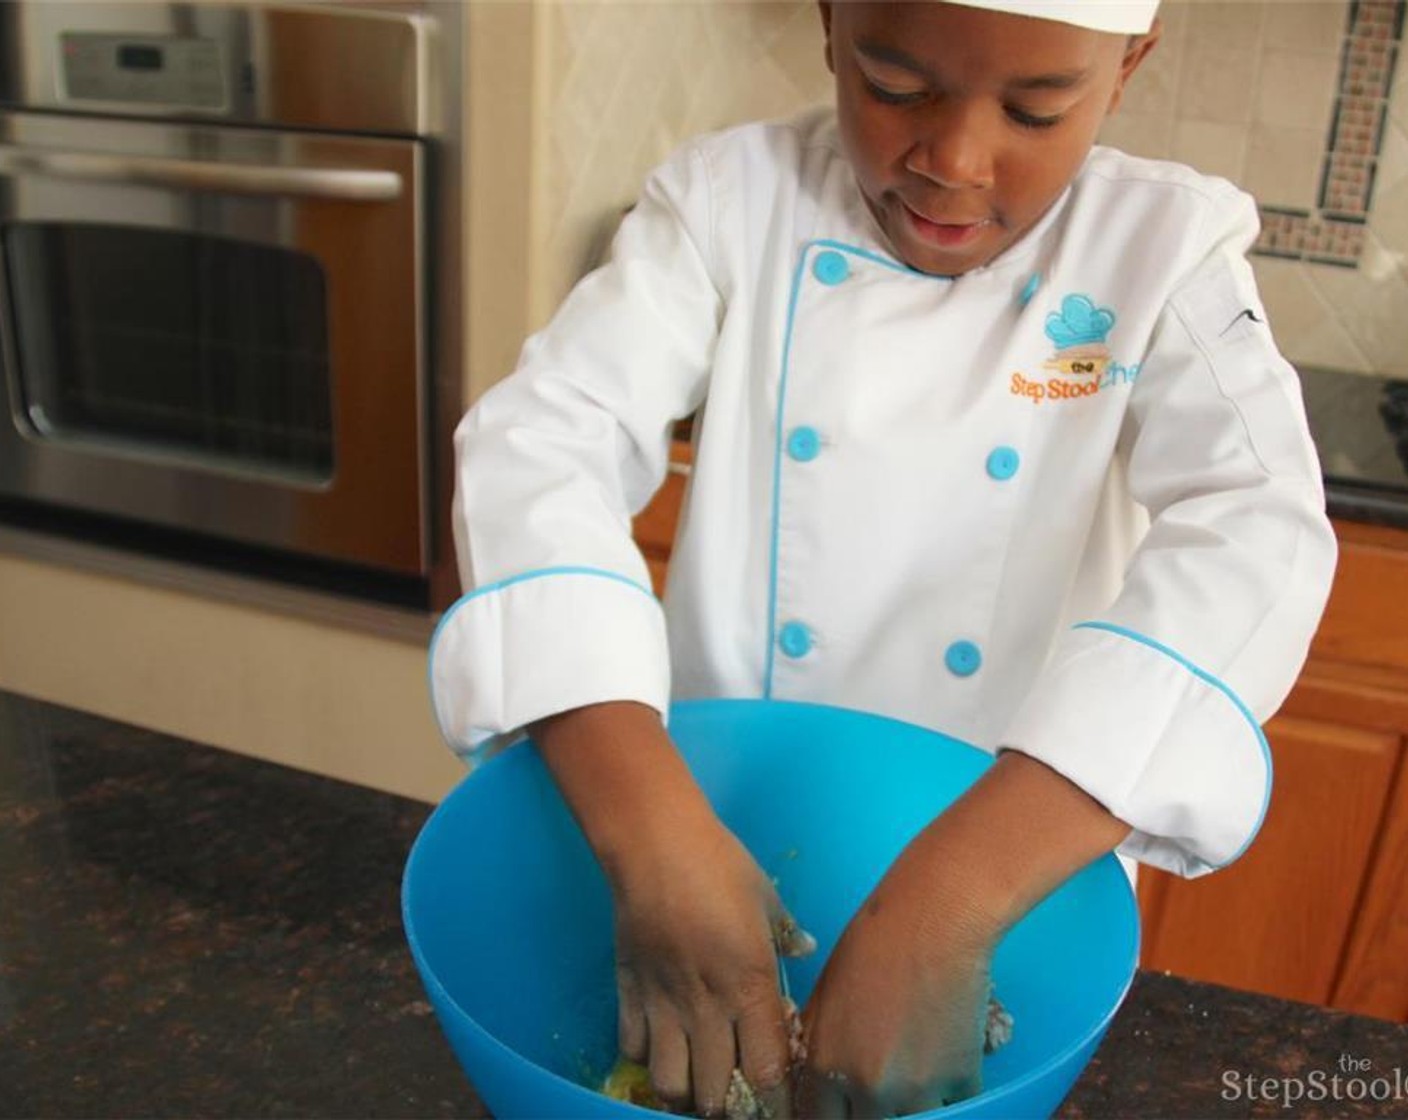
left=600, top=993, right=1013, bottom=1118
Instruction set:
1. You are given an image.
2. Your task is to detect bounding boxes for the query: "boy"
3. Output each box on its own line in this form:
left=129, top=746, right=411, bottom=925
left=430, top=2, right=1338, bottom=1115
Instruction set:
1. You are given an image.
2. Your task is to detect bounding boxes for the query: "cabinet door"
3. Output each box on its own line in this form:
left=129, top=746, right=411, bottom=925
left=1137, top=717, right=1401, bottom=1005
left=1332, top=736, right=1408, bottom=1020
left=631, top=442, right=691, bottom=597
left=1312, top=523, right=1408, bottom=673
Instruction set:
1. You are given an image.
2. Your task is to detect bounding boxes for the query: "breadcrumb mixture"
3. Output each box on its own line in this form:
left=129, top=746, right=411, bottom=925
left=599, top=994, right=1012, bottom=1117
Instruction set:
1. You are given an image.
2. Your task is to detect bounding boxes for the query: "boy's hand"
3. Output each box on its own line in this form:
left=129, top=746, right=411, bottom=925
left=530, top=702, right=815, bottom=1117
left=611, top=816, right=814, bottom=1117
left=796, top=748, right=1132, bottom=1118
left=795, top=854, right=998, bottom=1117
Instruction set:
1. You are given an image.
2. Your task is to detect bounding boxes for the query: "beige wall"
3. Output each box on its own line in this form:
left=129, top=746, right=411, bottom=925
left=465, top=1, right=540, bottom=403
left=531, top=0, right=830, bottom=325
left=0, top=551, right=463, bottom=801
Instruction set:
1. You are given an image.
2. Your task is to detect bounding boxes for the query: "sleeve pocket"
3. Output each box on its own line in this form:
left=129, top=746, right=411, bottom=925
left=1168, top=253, right=1321, bottom=482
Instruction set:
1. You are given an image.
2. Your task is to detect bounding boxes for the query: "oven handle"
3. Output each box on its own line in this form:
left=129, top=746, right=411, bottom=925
left=0, top=145, right=402, bottom=202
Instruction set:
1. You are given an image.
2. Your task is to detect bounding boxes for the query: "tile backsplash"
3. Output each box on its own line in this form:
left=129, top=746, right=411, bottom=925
left=1105, top=0, right=1408, bottom=378
left=536, top=0, right=1407, bottom=378
left=533, top=0, right=830, bottom=325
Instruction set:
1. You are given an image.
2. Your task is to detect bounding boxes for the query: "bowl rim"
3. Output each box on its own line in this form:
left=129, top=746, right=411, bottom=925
left=402, top=697, right=1142, bottom=1119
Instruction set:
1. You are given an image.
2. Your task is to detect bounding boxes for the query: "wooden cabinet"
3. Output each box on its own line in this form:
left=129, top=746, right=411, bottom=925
left=633, top=481, right=1408, bottom=1021
left=1138, top=520, right=1408, bottom=1021
left=1137, top=717, right=1401, bottom=1006
left=1334, top=754, right=1408, bottom=1019
left=631, top=441, right=691, bottom=597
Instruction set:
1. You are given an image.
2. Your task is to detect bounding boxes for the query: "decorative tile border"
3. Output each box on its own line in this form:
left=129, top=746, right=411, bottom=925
left=1257, top=207, right=1367, bottom=265
left=1252, top=0, right=1404, bottom=267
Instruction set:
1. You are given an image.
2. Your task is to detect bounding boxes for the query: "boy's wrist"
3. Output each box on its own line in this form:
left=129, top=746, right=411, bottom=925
left=899, top=749, right=1133, bottom=936
left=531, top=701, right=722, bottom=883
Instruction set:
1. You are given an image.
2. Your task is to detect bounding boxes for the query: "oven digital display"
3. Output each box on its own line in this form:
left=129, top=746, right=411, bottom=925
left=61, top=33, right=224, bottom=109
left=117, top=44, right=164, bottom=72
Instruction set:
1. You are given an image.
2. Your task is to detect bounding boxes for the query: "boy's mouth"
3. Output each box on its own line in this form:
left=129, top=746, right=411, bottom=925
left=899, top=200, right=993, bottom=249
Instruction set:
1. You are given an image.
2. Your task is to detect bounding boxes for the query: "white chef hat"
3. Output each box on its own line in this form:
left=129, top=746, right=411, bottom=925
left=942, top=1, right=1159, bottom=34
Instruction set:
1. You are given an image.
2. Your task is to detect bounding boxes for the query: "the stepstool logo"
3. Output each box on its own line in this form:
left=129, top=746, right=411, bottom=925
left=1010, top=293, right=1141, bottom=405
left=1222, top=1052, right=1406, bottom=1109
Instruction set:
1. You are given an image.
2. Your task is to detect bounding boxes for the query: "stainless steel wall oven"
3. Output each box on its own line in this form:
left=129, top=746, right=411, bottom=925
left=0, top=3, right=440, bottom=607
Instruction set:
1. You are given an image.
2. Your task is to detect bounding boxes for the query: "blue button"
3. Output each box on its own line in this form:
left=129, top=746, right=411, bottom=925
left=812, top=250, right=850, bottom=286
left=786, top=426, right=821, bottom=462
left=945, top=640, right=982, bottom=677
left=1018, top=273, right=1040, bottom=308
left=779, top=621, right=813, bottom=659
left=986, top=446, right=1020, bottom=481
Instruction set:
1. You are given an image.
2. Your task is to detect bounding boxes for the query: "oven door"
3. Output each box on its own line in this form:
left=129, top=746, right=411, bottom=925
left=0, top=110, right=427, bottom=575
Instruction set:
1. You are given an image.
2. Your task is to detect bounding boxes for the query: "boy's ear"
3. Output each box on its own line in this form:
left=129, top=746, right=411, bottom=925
left=818, top=1, right=835, bottom=75
left=1106, top=17, right=1162, bottom=115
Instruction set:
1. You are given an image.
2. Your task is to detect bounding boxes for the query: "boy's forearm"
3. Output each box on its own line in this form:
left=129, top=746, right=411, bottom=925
left=530, top=701, right=720, bottom=884
left=898, top=748, right=1134, bottom=937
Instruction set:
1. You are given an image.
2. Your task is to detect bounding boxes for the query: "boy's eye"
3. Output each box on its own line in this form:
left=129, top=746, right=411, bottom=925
left=1006, top=106, right=1064, bottom=130
left=861, top=75, right=927, bottom=106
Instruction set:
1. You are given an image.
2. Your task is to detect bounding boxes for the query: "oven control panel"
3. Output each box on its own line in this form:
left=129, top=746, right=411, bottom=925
left=59, top=33, right=225, bottom=110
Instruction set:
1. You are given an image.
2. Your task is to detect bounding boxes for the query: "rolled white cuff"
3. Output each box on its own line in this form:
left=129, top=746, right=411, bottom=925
left=1000, top=622, right=1271, bottom=878
left=428, top=567, right=671, bottom=766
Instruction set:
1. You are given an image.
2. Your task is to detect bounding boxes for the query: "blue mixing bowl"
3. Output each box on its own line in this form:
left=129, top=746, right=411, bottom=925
left=403, top=699, right=1139, bottom=1119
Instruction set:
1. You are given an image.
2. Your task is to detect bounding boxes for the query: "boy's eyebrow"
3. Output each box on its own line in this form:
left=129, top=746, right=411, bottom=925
left=854, top=41, right=1090, bottom=91
left=1005, top=68, right=1091, bottom=91
left=855, top=41, right=933, bottom=77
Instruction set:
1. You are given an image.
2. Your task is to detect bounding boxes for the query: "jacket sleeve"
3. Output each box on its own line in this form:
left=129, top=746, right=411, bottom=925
left=429, top=141, right=723, bottom=764
left=998, top=187, right=1339, bottom=878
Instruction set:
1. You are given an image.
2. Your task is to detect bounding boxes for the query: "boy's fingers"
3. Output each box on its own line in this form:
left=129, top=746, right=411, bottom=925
left=941, top=1069, right=984, bottom=1107
left=735, top=994, right=792, bottom=1096
left=846, top=1082, right=887, bottom=1120
left=793, top=1066, right=848, bottom=1120
left=755, top=1076, right=794, bottom=1120
left=645, top=1012, right=692, bottom=1113
left=616, top=973, right=647, bottom=1063
left=688, top=1017, right=737, bottom=1118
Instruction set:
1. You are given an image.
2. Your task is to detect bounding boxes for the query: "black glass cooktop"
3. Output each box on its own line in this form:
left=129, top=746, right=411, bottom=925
left=1298, top=366, right=1408, bottom=528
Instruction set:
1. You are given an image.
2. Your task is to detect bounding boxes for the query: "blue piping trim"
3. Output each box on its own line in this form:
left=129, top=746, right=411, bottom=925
left=763, top=250, right=810, bottom=697
left=425, top=566, right=658, bottom=744
left=1019, top=272, right=1040, bottom=307
left=764, top=241, right=955, bottom=698
left=1074, top=621, right=1273, bottom=869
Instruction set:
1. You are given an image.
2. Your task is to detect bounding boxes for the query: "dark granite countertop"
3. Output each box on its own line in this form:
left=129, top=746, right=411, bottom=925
left=2, top=688, right=1405, bottom=1119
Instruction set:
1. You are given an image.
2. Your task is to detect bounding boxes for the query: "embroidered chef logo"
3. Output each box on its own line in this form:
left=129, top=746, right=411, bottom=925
left=1010, top=293, right=1141, bottom=404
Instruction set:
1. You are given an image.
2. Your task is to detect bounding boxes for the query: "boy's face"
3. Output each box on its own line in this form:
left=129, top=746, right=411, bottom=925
left=820, top=1, right=1160, bottom=277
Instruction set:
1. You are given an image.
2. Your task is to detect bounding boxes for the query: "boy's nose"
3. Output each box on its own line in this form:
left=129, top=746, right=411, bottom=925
left=903, top=102, right=996, bottom=191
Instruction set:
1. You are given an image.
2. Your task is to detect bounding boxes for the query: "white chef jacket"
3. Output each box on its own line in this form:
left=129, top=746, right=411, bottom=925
left=429, top=107, right=1337, bottom=879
